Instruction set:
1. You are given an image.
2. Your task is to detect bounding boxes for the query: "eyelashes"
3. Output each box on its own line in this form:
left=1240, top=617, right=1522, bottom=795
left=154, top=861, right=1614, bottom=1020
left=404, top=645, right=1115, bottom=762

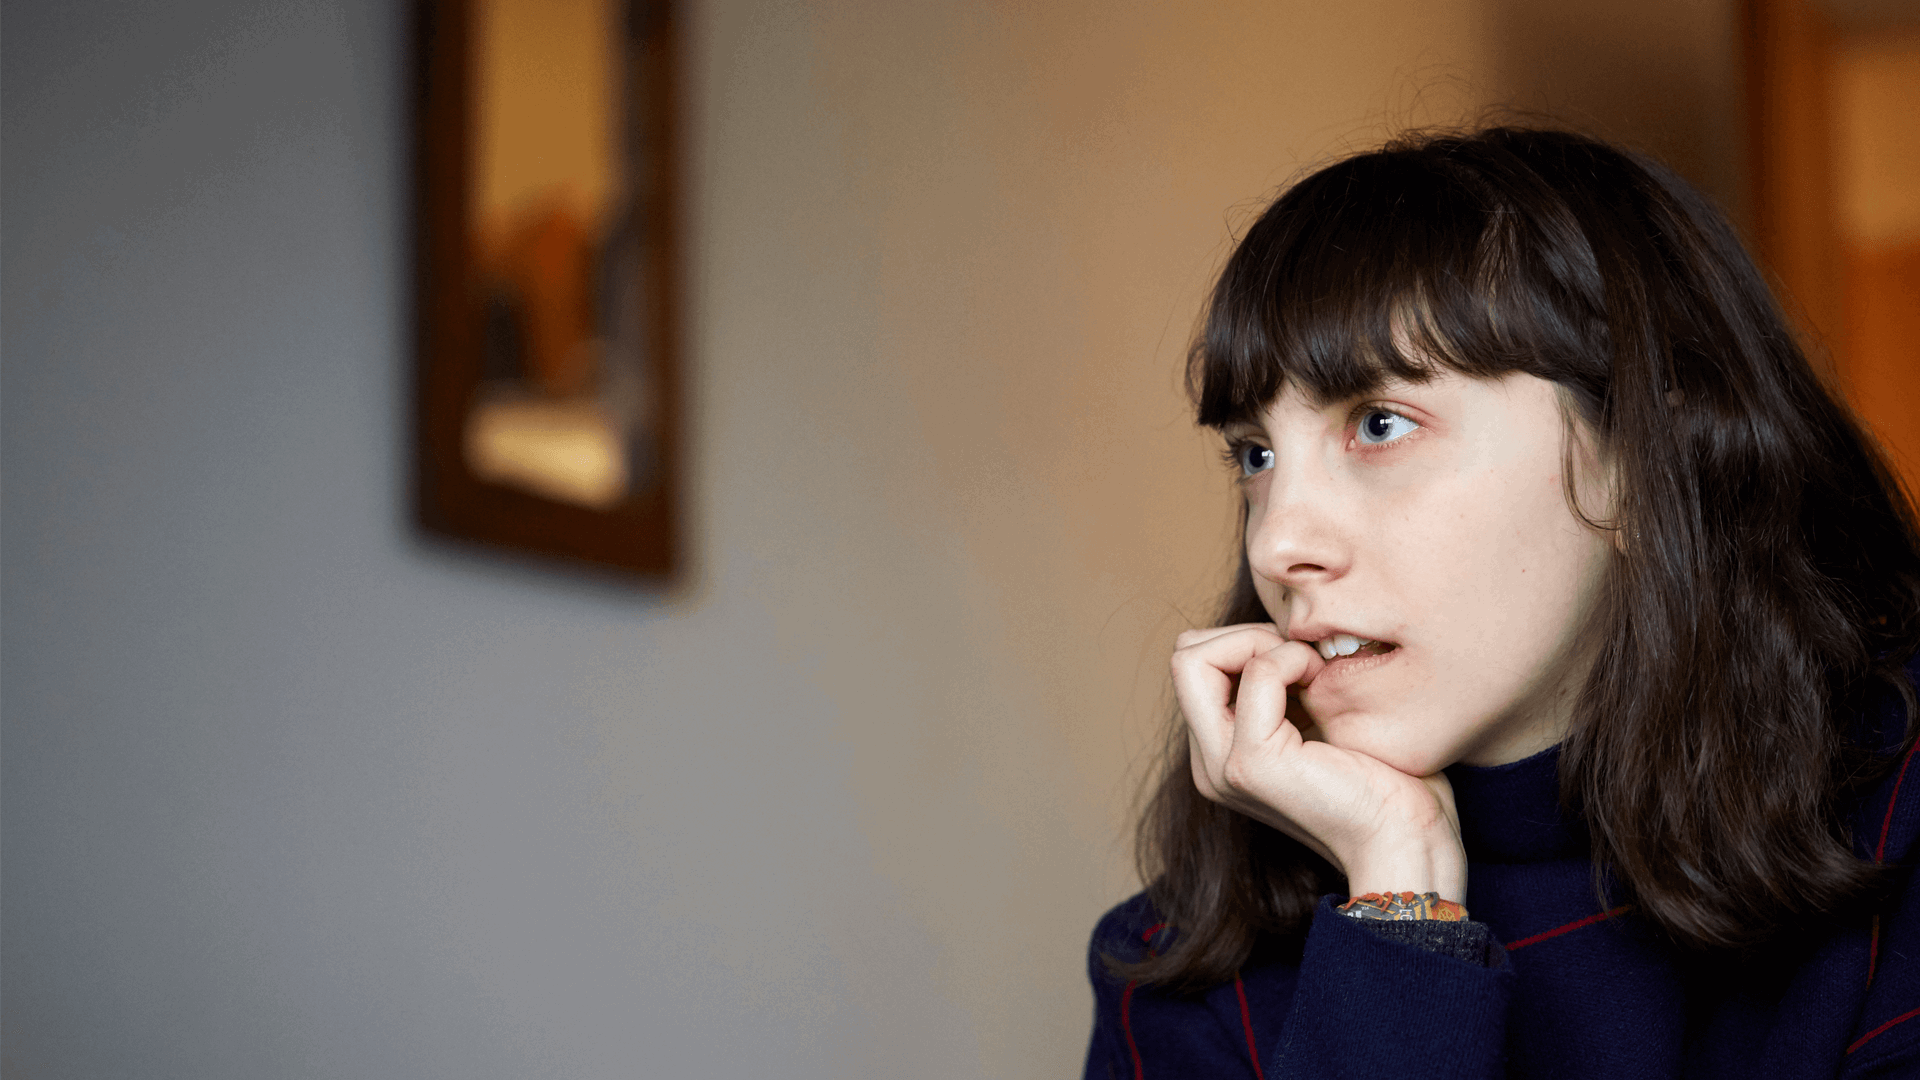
left=1355, top=407, right=1420, bottom=445
left=1220, top=406, right=1420, bottom=478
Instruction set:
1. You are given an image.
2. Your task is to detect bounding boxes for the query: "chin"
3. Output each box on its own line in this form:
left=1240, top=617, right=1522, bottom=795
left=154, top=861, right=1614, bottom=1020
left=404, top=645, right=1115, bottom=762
left=1374, top=748, right=1453, bottom=778
left=1320, top=719, right=1455, bottom=778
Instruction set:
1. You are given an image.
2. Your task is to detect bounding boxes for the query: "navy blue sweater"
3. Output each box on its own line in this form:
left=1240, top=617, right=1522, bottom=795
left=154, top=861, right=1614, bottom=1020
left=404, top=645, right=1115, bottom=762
left=1085, top=687, right=1920, bottom=1077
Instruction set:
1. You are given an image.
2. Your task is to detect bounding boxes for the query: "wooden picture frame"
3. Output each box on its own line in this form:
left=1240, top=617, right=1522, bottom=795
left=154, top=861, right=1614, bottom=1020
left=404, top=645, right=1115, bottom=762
left=412, top=0, right=680, bottom=579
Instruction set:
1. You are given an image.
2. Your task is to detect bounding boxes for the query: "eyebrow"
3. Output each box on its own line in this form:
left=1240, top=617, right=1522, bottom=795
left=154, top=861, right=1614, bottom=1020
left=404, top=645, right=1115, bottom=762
left=1206, top=371, right=1434, bottom=433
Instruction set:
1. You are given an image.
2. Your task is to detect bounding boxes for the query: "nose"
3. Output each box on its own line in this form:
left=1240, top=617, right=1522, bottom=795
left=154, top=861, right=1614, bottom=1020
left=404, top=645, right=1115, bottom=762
left=1245, top=454, right=1350, bottom=590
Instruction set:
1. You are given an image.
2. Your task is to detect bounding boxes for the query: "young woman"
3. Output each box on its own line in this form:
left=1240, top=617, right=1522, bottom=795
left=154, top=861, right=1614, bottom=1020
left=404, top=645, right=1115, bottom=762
left=1083, top=128, right=1920, bottom=1078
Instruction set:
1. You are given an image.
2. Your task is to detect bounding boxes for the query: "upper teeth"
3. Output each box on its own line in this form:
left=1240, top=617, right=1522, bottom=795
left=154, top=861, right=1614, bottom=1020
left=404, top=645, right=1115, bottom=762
left=1317, top=634, right=1371, bottom=659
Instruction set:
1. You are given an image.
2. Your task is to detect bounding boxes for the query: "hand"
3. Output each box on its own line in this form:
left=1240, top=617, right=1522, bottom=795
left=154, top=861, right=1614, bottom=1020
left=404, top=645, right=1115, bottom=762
left=1171, top=623, right=1467, bottom=901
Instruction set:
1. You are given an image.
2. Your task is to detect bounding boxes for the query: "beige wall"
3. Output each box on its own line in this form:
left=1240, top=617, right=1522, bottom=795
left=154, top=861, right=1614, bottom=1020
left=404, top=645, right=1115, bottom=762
left=3, top=0, right=1739, bottom=1075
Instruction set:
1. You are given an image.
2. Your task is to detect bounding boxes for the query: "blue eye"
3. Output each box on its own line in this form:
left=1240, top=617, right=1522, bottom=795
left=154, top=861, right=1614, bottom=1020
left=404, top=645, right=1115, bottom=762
left=1233, top=442, right=1275, bottom=477
left=1357, top=409, right=1418, bottom=445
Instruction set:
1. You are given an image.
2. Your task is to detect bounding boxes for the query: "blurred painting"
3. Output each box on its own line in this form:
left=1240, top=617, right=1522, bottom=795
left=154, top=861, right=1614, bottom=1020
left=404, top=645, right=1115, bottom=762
left=414, top=0, right=678, bottom=577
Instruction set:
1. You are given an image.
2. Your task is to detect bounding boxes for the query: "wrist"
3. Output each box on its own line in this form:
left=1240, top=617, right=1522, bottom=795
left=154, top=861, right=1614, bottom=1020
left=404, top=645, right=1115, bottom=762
left=1341, top=832, right=1467, bottom=903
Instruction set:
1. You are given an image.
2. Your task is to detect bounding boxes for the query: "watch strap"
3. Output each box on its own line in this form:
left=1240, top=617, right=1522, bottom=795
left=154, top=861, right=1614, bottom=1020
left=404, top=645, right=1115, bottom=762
left=1338, top=890, right=1469, bottom=922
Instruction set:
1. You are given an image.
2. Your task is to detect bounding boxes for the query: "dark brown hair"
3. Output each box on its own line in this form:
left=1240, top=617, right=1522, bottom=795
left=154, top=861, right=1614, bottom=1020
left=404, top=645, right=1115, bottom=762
left=1128, top=127, right=1920, bottom=991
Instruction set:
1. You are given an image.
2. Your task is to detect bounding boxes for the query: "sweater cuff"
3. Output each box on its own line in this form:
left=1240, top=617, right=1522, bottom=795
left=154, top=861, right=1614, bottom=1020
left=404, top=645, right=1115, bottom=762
left=1353, top=915, right=1503, bottom=967
left=1273, top=896, right=1513, bottom=1077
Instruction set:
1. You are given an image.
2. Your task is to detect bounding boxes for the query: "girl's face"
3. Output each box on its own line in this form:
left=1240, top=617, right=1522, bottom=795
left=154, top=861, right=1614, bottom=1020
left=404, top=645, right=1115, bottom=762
left=1226, top=370, right=1615, bottom=774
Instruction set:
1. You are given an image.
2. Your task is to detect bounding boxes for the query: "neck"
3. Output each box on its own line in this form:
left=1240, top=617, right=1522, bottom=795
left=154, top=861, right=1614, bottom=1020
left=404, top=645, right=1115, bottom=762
left=1446, top=743, right=1588, bottom=862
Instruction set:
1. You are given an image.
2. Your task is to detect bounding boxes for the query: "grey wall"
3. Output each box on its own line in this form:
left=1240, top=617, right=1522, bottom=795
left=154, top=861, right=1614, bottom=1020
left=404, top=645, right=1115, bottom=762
left=2, top=0, right=1740, bottom=1076
left=5, top=4, right=901, bottom=1074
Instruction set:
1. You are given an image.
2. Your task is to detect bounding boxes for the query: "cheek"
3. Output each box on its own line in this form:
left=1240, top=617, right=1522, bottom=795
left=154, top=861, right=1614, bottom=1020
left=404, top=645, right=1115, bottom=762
left=1411, top=500, right=1607, bottom=723
left=1421, top=473, right=1595, bottom=632
left=1354, top=479, right=1603, bottom=743
left=1252, top=576, right=1287, bottom=622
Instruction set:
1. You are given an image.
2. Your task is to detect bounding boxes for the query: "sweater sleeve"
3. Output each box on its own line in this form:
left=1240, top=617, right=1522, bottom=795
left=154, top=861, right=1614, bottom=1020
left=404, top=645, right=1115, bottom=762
left=1269, top=896, right=1515, bottom=1079
left=1355, top=916, right=1503, bottom=966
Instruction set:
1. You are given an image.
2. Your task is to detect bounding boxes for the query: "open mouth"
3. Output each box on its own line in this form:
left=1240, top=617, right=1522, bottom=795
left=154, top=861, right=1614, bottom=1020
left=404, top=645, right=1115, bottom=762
left=1313, top=635, right=1398, bottom=661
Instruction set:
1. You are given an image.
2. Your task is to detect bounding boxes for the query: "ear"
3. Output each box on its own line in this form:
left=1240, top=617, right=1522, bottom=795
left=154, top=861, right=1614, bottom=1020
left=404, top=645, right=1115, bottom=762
left=1604, top=456, right=1629, bottom=558
left=1562, top=407, right=1622, bottom=546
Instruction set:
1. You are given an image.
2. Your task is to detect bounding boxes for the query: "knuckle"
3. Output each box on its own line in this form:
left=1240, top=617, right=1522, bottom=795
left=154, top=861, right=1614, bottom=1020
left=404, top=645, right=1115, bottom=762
left=1188, top=767, right=1221, bottom=802
left=1220, top=753, right=1256, bottom=794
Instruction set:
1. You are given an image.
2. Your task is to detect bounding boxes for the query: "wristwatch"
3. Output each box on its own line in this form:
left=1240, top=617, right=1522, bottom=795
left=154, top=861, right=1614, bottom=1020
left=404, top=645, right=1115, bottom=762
left=1338, top=891, right=1469, bottom=922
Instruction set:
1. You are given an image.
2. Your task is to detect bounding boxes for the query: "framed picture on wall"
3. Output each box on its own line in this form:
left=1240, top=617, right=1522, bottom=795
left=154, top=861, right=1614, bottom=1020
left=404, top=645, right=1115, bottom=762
left=412, top=0, right=680, bottom=579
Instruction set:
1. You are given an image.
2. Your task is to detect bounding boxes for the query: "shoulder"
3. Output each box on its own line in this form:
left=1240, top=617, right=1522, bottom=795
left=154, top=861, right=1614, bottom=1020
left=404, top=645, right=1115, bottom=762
left=1852, top=651, right=1920, bottom=758
left=1087, top=890, right=1172, bottom=976
left=1083, top=893, right=1270, bottom=1079
left=1847, top=651, right=1920, bottom=864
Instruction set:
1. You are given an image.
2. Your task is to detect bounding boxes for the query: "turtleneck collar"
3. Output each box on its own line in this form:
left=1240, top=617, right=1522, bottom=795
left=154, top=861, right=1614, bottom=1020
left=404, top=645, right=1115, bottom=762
left=1444, top=744, right=1590, bottom=863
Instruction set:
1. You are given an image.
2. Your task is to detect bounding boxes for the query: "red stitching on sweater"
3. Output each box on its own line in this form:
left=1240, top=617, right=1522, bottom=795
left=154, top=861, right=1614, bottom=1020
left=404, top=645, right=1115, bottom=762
left=1870, top=916, right=1882, bottom=983
left=1870, top=913, right=1882, bottom=986
left=1505, top=905, right=1633, bottom=950
left=1848, top=1004, right=1920, bottom=1055
left=1875, top=732, right=1920, bottom=862
left=1121, top=980, right=1144, bottom=1080
left=1120, top=919, right=1167, bottom=1075
left=1864, top=729, right=1919, bottom=993
left=1234, top=974, right=1267, bottom=1080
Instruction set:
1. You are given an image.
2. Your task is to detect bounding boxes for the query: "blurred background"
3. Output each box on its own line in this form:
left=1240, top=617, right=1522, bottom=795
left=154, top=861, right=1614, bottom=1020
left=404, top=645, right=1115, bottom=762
left=3, top=0, right=1913, bottom=1076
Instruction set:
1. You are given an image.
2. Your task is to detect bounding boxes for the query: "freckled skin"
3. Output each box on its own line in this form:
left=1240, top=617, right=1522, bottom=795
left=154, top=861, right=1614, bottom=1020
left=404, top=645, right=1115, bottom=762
left=1237, top=372, right=1614, bottom=775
